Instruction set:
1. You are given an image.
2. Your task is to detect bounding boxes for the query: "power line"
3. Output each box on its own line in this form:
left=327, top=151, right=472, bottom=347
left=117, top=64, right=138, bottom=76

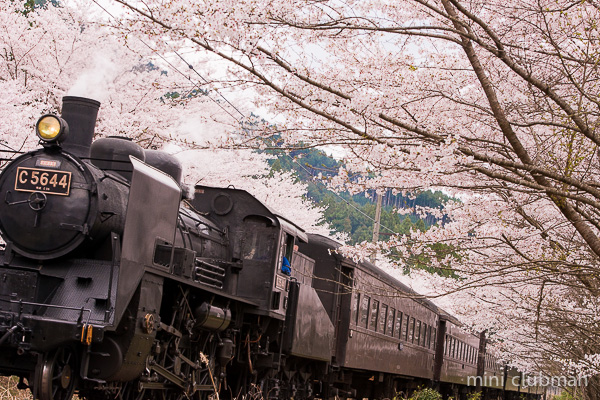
left=90, top=1, right=401, bottom=237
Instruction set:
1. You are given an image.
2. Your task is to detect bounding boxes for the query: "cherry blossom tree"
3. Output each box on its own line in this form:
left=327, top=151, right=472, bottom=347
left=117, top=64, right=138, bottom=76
left=176, top=147, right=334, bottom=235
left=0, top=0, right=212, bottom=156
left=95, top=0, right=600, bottom=394
left=166, top=120, right=336, bottom=236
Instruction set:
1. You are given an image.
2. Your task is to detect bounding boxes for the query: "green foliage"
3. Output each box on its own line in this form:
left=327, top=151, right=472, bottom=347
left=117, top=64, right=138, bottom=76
left=18, top=0, right=59, bottom=14
left=163, top=88, right=208, bottom=101
left=265, top=144, right=448, bottom=238
left=466, top=391, right=482, bottom=400
left=394, top=242, right=460, bottom=278
left=22, top=0, right=35, bottom=14
left=408, top=387, right=442, bottom=400
left=318, top=192, right=428, bottom=244
left=552, top=390, right=582, bottom=400
left=261, top=143, right=461, bottom=276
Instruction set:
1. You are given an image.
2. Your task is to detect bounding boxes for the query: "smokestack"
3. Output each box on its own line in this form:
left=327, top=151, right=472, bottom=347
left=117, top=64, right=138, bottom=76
left=60, top=96, right=101, bottom=158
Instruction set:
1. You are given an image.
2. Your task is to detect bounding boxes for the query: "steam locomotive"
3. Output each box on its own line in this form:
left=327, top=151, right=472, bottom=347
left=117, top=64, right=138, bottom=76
left=0, top=96, right=543, bottom=400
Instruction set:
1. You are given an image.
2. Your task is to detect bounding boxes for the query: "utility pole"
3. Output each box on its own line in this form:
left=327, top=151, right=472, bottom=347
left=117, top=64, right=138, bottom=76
left=371, top=192, right=383, bottom=264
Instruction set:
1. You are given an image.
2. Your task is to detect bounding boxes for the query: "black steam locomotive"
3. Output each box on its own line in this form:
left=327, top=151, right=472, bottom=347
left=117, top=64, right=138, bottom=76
left=0, top=97, right=541, bottom=400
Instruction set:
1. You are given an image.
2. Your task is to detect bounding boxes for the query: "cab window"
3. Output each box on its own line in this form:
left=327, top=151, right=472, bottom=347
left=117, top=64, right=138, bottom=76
left=243, top=229, right=273, bottom=261
left=279, top=233, right=295, bottom=275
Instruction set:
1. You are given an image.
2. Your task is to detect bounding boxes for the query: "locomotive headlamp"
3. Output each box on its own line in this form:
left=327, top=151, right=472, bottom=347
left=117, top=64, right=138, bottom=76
left=36, top=115, right=69, bottom=143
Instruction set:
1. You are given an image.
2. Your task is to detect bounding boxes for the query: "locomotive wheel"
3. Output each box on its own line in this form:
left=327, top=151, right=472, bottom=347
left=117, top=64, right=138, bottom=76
left=38, top=346, right=77, bottom=400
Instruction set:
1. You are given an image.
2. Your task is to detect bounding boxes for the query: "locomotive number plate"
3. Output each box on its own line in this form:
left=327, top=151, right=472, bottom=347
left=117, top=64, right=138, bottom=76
left=15, top=167, right=72, bottom=196
left=275, top=275, right=287, bottom=291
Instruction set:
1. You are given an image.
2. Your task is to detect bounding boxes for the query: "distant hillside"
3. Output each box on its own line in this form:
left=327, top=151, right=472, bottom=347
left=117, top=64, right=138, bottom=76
left=263, top=146, right=449, bottom=245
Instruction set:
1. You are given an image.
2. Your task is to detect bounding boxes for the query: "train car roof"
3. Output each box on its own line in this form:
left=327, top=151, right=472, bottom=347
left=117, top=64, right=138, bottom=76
left=306, top=233, right=462, bottom=324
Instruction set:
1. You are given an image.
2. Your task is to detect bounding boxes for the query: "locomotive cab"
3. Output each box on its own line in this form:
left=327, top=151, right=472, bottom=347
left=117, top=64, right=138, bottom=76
left=191, top=185, right=307, bottom=319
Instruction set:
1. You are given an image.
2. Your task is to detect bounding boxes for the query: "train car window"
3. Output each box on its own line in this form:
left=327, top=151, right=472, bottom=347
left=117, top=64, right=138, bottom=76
left=360, top=295, right=370, bottom=328
left=408, top=317, right=415, bottom=342
left=450, top=338, right=456, bottom=358
left=426, top=326, right=431, bottom=348
left=403, top=315, right=409, bottom=341
left=387, top=308, right=395, bottom=336
left=369, top=300, right=379, bottom=331
left=395, top=312, right=402, bottom=339
left=352, top=293, right=360, bottom=325
left=458, top=341, right=463, bottom=360
left=415, top=320, right=421, bottom=344
left=455, top=339, right=459, bottom=359
left=379, top=304, right=387, bottom=333
left=431, top=328, right=436, bottom=350
left=422, top=324, right=427, bottom=347
left=444, top=335, right=448, bottom=355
